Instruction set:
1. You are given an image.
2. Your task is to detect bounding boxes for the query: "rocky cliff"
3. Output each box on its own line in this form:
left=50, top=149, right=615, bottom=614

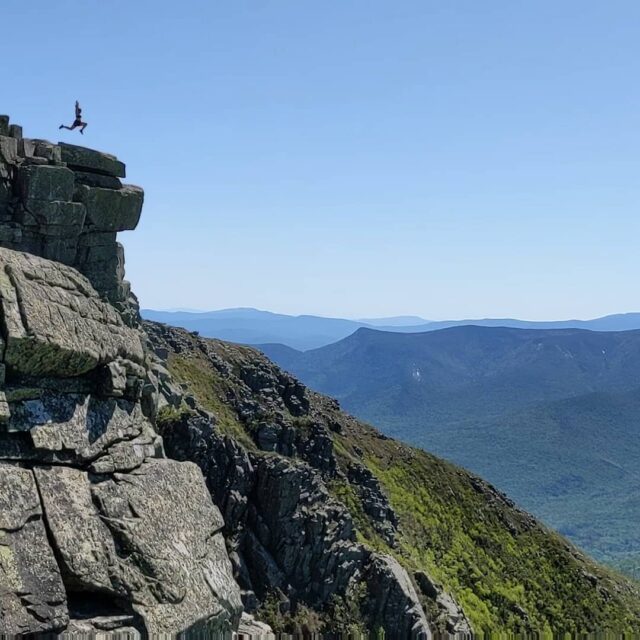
left=0, top=116, right=242, bottom=637
left=0, top=115, right=141, bottom=324
left=0, top=115, right=434, bottom=639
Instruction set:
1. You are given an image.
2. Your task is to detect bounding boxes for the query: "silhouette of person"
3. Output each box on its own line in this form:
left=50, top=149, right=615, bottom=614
left=59, top=101, right=87, bottom=134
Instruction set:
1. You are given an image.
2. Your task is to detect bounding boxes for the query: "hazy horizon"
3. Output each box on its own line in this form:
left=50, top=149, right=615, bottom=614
left=144, top=305, right=640, bottom=324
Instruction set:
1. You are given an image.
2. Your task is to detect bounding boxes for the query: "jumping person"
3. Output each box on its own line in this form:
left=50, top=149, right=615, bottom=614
left=59, top=101, right=87, bottom=134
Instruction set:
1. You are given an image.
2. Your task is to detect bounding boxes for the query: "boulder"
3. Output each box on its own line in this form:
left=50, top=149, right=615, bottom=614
left=97, top=359, right=128, bottom=397
left=59, top=143, right=126, bottom=178
left=8, top=124, right=22, bottom=140
left=0, top=391, right=9, bottom=422
left=237, top=613, right=276, bottom=639
left=74, top=184, right=143, bottom=232
left=76, top=230, right=118, bottom=248
left=12, top=201, right=84, bottom=264
left=34, top=465, right=121, bottom=594
left=39, top=236, right=81, bottom=265
left=22, top=156, right=49, bottom=166
left=88, top=430, right=163, bottom=474
left=34, top=460, right=244, bottom=636
left=91, top=459, right=243, bottom=634
left=0, top=463, right=67, bottom=634
left=414, top=571, right=472, bottom=634
left=75, top=239, right=125, bottom=291
left=0, top=248, right=144, bottom=377
left=31, top=140, right=62, bottom=164
left=73, top=170, right=123, bottom=190
left=0, top=135, right=18, bottom=166
left=8, top=394, right=152, bottom=467
left=364, top=555, right=431, bottom=639
left=18, top=138, right=36, bottom=158
left=21, top=200, right=86, bottom=234
left=60, top=618, right=141, bottom=638
left=17, top=165, right=75, bottom=204
left=0, top=137, right=17, bottom=181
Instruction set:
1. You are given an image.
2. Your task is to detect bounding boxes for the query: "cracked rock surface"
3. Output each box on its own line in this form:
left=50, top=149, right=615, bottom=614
left=0, top=115, right=243, bottom=637
left=0, top=248, right=144, bottom=377
left=0, top=463, right=67, bottom=635
left=0, top=116, right=142, bottom=319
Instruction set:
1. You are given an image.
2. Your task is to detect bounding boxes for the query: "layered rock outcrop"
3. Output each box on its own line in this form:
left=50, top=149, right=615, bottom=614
left=0, top=116, right=142, bottom=323
left=0, top=116, right=242, bottom=637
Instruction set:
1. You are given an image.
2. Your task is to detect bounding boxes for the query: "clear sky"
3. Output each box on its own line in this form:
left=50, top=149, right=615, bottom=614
left=3, top=1, right=639, bottom=320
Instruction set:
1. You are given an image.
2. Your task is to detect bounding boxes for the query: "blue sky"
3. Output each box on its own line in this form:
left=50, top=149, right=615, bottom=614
left=3, top=1, right=639, bottom=320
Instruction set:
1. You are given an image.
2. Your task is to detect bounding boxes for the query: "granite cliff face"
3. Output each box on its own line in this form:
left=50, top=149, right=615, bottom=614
left=0, top=115, right=141, bottom=324
left=0, top=115, right=435, bottom=639
left=0, top=116, right=242, bottom=637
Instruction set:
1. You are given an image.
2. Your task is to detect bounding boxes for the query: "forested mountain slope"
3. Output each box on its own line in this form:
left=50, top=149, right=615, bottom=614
left=260, top=325, right=640, bottom=576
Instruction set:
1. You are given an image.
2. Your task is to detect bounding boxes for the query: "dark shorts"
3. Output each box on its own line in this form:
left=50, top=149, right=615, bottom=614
left=73, top=119, right=82, bottom=127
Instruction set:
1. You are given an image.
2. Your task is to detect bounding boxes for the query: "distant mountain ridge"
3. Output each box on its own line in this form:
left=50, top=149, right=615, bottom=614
left=142, top=307, right=365, bottom=351
left=141, top=307, right=640, bottom=350
left=258, top=324, right=640, bottom=578
left=357, top=315, right=430, bottom=326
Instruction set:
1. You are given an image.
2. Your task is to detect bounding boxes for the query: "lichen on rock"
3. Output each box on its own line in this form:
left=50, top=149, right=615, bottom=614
left=0, top=248, right=144, bottom=378
left=0, top=463, right=68, bottom=635
left=0, top=115, right=243, bottom=637
left=0, top=117, right=143, bottom=314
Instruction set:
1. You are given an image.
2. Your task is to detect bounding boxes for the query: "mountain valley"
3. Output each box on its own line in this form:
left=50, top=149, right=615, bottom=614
left=260, top=326, right=640, bottom=577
